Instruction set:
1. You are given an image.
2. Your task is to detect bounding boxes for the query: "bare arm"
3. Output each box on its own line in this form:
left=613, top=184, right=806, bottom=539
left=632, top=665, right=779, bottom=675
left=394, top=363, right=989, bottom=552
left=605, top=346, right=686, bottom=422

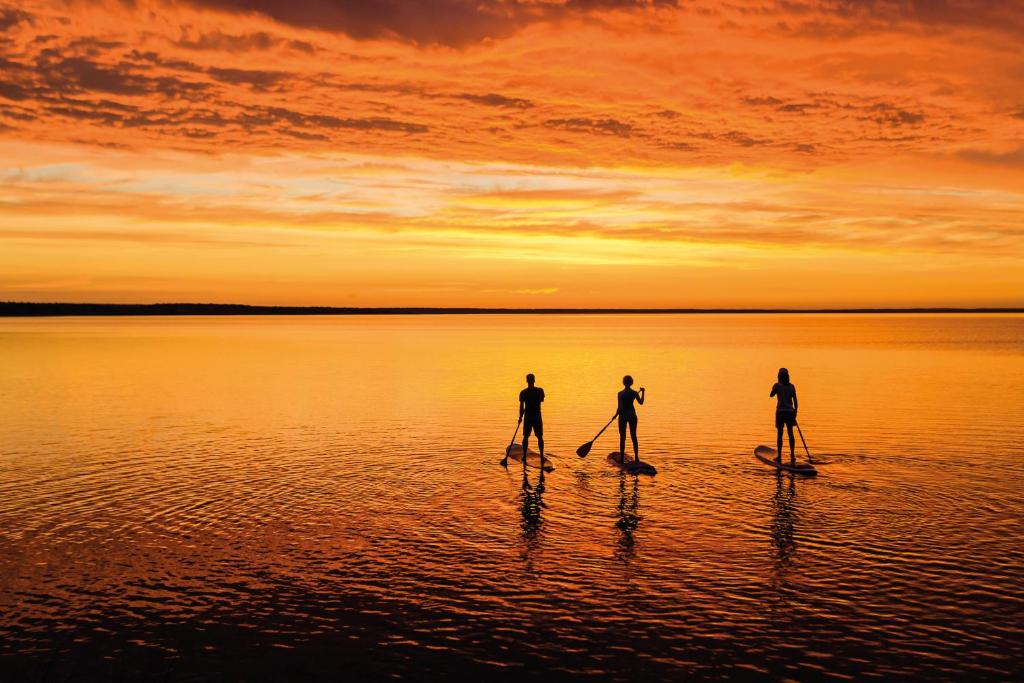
left=519, top=399, right=524, bottom=421
left=770, top=383, right=778, bottom=397
left=792, top=387, right=798, bottom=413
left=637, top=387, right=645, bottom=405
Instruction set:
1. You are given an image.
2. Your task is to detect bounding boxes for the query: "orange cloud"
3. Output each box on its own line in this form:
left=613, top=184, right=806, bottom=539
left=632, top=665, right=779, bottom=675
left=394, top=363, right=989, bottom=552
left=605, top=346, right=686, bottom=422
left=0, top=0, right=1022, bottom=305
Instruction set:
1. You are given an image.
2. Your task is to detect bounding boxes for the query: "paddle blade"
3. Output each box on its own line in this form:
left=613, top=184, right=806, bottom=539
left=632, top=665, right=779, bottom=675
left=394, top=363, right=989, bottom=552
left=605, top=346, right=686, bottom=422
left=576, top=441, right=593, bottom=458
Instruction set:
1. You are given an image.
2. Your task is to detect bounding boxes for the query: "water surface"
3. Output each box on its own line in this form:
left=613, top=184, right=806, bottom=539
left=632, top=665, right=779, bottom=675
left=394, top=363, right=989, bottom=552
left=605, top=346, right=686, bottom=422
left=1, top=314, right=1022, bottom=680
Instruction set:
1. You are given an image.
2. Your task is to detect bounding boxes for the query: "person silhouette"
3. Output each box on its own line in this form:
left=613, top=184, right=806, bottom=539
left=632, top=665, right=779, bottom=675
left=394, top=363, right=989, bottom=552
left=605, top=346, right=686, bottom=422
left=519, top=373, right=545, bottom=466
left=770, top=367, right=798, bottom=464
left=616, top=375, right=645, bottom=464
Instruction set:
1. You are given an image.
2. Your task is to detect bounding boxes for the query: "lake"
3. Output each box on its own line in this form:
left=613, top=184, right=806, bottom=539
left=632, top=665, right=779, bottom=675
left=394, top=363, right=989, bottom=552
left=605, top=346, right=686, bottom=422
left=1, top=314, right=1022, bottom=680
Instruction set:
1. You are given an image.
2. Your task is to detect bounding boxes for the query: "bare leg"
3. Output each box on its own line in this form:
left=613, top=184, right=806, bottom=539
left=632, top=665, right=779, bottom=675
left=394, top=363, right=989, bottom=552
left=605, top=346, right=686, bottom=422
left=520, top=430, right=531, bottom=487
left=776, top=426, right=783, bottom=462
left=630, top=418, right=639, bottom=463
left=787, top=424, right=796, bottom=463
left=618, top=418, right=626, bottom=461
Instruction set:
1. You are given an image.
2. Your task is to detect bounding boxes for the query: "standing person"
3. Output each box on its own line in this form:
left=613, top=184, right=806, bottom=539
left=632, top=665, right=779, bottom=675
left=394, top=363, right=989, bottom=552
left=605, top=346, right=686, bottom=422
left=519, top=373, right=545, bottom=466
left=770, top=367, right=798, bottom=465
left=617, top=375, right=645, bottom=464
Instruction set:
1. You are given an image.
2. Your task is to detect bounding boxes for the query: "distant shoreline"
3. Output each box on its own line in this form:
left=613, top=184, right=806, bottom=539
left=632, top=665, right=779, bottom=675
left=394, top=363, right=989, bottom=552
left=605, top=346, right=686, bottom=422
left=2, top=302, right=1022, bottom=317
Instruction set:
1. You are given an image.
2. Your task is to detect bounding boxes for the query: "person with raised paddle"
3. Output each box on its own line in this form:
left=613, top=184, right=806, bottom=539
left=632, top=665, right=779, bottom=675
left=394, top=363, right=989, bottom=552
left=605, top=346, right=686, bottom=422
left=770, top=367, right=798, bottom=465
left=616, top=375, right=645, bottom=465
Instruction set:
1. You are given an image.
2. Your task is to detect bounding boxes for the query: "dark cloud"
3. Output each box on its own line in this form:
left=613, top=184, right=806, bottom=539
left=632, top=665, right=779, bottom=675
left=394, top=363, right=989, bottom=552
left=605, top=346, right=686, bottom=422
left=545, top=117, right=633, bottom=137
left=183, top=0, right=676, bottom=46
left=36, top=55, right=210, bottom=97
left=455, top=92, right=533, bottom=108
left=282, top=128, right=329, bottom=141
left=669, top=141, right=696, bottom=150
left=306, top=113, right=428, bottom=133
left=207, top=66, right=290, bottom=87
left=777, top=102, right=819, bottom=113
left=723, top=130, right=767, bottom=146
left=176, top=30, right=315, bottom=54
left=46, top=105, right=126, bottom=124
left=957, top=146, right=1024, bottom=168
left=781, top=1, right=1024, bottom=39
left=0, top=106, right=33, bottom=121
left=743, top=95, right=784, bottom=106
left=32, top=94, right=428, bottom=137
left=864, top=102, right=924, bottom=126
left=0, top=7, right=32, bottom=31
left=1012, top=109, right=1024, bottom=120
left=0, top=82, right=30, bottom=100
left=245, top=106, right=428, bottom=133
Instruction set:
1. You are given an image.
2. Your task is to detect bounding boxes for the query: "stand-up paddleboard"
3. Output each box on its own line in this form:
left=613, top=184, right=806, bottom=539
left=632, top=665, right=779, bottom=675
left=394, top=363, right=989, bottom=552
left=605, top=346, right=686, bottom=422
left=506, top=443, right=555, bottom=471
left=608, top=452, right=657, bottom=475
left=754, top=445, right=816, bottom=475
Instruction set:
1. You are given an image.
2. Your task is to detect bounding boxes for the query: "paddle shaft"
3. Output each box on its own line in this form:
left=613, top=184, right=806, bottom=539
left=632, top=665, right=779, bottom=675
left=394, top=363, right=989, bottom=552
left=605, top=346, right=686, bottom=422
left=508, top=417, right=522, bottom=452
left=794, top=420, right=815, bottom=464
left=592, top=413, right=617, bottom=441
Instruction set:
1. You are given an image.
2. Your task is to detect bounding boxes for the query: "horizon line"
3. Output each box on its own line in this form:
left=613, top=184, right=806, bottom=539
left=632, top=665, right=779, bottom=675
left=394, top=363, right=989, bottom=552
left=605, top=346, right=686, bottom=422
left=2, top=302, right=1023, bottom=316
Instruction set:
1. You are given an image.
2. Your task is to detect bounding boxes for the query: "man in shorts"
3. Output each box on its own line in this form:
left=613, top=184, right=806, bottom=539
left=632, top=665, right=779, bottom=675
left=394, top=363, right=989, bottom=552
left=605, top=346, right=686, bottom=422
left=518, top=373, right=545, bottom=466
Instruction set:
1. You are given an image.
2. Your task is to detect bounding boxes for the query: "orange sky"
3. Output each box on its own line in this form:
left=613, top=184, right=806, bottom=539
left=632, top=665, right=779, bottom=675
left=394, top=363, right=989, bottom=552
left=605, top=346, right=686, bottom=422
left=1, top=0, right=1022, bottom=307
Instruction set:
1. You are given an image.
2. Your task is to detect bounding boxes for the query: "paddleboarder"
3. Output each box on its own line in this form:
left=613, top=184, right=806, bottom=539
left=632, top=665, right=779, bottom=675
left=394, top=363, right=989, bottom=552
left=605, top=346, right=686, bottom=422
left=770, top=367, right=798, bottom=465
left=617, top=375, right=645, bottom=463
left=519, top=373, right=545, bottom=466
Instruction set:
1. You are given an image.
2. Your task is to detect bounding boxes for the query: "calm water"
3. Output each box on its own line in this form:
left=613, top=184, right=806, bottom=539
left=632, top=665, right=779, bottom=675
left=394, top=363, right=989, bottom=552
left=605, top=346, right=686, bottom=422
left=1, top=314, right=1022, bottom=681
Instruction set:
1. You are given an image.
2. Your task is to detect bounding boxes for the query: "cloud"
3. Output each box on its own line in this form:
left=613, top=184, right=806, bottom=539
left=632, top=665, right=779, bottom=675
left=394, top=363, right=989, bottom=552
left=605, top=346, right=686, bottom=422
left=0, top=7, right=32, bottom=31
left=175, top=30, right=317, bottom=54
left=36, top=55, right=210, bottom=97
left=455, top=92, right=533, bottom=109
left=545, top=117, right=634, bottom=137
left=743, top=96, right=784, bottom=106
left=777, top=102, right=820, bottom=113
left=722, top=131, right=764, bottom=146
left=207, top=66, right=290, bottom=87
left=778, top=0, right=1024, bottom=40
left=864, top=102, right=924, bottom=126
left=957, top=146, right=1024, bottom=168
left=182, top=0, right=676, bottom=46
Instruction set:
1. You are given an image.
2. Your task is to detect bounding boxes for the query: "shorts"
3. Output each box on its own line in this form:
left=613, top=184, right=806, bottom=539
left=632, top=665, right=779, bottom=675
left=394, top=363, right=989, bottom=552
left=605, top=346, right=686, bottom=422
left=775, top=411, right=796, bottom=429
left=524, top=416, right=543, bottom=438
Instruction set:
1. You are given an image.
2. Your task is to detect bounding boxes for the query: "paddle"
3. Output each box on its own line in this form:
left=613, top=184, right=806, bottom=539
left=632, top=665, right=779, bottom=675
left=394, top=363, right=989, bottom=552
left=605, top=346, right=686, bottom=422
left=576, top=413, right=617, bottom=457
left=499, top=416, right=522, bottom=467
left=795, top=420, right=816, bottom=465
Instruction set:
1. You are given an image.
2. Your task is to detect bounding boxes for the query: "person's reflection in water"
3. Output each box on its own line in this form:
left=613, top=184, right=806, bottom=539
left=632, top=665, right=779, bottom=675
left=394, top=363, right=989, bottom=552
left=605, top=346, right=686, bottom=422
left=770, top=471, right=797, bottom=579
left=614, top=473, right=640, bottom=565
left=519, top=467, right=546, bottom=568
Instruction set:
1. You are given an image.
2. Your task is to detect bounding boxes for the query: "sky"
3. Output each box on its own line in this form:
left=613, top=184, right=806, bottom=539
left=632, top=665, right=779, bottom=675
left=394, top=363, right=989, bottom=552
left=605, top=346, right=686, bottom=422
left=1, top=0, right=1022, bottom=307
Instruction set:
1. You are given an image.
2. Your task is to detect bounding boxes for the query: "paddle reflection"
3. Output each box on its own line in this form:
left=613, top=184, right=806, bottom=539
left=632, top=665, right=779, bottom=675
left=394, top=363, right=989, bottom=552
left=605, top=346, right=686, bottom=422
left=614, top=472, right=640, bottom=565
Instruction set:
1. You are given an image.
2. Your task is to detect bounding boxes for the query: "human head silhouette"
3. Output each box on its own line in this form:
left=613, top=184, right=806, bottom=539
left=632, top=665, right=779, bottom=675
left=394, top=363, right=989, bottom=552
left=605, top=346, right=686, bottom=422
left=526, top=373, right=535, bottom=386
left=622, top=375, right=633, bottom=387
left=778, top=367, right=790, bottom=383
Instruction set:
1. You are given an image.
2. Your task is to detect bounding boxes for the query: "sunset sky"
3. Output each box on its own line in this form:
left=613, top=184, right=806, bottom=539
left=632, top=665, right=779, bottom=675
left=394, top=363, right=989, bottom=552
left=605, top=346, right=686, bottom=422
left=1, top=0, right=1022, bottom=307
